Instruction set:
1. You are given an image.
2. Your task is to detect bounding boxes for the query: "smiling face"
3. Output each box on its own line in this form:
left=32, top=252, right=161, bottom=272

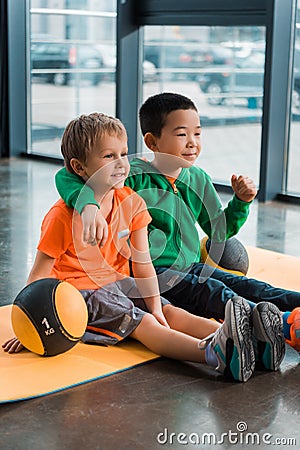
left=70, top=131, right=130, bottom=195
left=145, top=109, right=202, bottom=172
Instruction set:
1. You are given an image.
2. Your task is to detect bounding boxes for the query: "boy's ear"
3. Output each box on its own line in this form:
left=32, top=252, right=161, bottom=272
left=144, top=132, right=158, bottom=152
left=70, top=158, right=86, bottom=177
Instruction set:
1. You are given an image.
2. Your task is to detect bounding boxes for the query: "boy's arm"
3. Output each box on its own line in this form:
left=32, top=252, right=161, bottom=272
left=130, top=226, right=169, bottom=328
left=3, top=250, right=55, bottom=353
left=55, top=167, right=108, bottom=246
left=55, top=167, right=97, bottom=212
left=80, top=205, right=108, bottom=247
left=199, top=175, right=253, bottom=241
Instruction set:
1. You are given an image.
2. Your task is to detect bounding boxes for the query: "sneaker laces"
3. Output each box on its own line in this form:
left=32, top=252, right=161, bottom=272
left=198, top=332, right=216, bottom=350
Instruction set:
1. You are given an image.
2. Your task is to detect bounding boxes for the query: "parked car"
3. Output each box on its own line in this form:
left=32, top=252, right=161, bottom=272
left=96, top=44, right=157, bottom=82
left=198, top=46, right=234, bottom=66
left=198, top=51, right=265, bottom=108
left=31, top=42, right=105, bottom=86
left=143, top=43, right=234, bottom=81
left=143, top=42, right=201, bottom=80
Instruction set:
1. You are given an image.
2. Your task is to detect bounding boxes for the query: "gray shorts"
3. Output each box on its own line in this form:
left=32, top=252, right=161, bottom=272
left=80, top=277, right=170, bottom=346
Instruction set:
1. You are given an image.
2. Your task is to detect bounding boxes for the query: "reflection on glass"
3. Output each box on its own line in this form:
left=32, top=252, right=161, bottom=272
left=29, top=0, right=117, bottom=157
left=287, top=3, right=300, bottom=194
left=142, top=25, right=266, bottom=187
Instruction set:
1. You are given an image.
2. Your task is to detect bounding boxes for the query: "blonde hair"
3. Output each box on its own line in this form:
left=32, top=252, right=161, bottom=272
left=61, top=112, right=126, bottom=174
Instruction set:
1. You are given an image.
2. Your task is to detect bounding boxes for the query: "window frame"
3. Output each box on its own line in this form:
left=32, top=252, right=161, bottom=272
left=6, top=0, right=298, bottom=202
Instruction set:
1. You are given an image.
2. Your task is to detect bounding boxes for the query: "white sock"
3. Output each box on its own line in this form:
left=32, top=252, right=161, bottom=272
left=204, top=341, right=218, bottom=368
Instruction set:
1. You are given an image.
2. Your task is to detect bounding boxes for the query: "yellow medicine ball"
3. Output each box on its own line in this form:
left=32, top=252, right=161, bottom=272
left=11, top=278, right=88, bottom=356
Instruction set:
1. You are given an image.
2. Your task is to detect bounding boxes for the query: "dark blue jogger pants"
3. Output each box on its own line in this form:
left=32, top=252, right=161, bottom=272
left=155, top=263, right=300, bottom=321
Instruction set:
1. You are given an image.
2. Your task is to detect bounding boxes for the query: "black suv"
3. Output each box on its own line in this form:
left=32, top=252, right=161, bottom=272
left=198, top=51, right=265, bottom=108
left=31, top=42, right=105, bottom=86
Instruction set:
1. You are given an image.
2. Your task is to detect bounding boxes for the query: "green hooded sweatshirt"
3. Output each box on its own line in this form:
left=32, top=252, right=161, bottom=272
left=55, top=158, right=251, bottom=271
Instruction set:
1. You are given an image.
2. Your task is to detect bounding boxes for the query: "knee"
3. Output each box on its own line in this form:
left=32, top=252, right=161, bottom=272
left=139, top=312, right=158, bottom=328
left=131, top=312, right=162, bottom=342
left=163, top=304, right=186, bottom=323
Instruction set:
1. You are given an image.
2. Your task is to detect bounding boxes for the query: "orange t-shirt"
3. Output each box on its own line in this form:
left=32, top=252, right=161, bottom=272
left=38, top=187, right=152, bottom=290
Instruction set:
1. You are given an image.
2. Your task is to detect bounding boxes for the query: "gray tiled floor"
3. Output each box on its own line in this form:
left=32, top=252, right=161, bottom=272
left=0, top=157, right=299, bottom=450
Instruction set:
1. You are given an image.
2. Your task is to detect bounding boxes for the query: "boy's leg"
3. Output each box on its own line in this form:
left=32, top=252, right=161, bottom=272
left=130, top=313, right=207, bottom=363
left=156, top=266, right=300, bottom=352
left=188, top=263, right=300, bottom=311
left=162, top=303, right=221, bottom=339
left=163, top=299, right=286, bottom=371
left=187, top=263, right=300, bottom=352
left=132, top=297, right=255, bottom=382
left=156, top=267, right=237, bottom=321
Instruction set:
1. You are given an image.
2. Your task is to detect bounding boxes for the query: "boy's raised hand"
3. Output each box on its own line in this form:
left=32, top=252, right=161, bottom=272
left=231, top=174, right=257, bottom=203
left=81, top=204, right=108, bottom=247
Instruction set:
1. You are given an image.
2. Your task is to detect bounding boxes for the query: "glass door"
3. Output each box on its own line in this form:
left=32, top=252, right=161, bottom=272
left=29, top=0, right=117, bottom=157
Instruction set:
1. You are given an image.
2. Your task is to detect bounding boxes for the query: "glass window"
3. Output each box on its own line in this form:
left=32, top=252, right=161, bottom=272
left=142, top=25, right=266, bottom=188
left=29, top=0, right=117, bottom=157
left=286, top=2, right=300, bottom=194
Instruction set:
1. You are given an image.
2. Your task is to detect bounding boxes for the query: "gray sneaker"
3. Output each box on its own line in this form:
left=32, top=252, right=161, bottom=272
left=199, top=296, right=255, bottom=382
left=252, top=302, right=285, bottom=371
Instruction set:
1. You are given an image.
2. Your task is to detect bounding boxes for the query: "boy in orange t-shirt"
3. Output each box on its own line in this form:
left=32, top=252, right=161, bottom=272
left=3, top=112, right=285, bottom=382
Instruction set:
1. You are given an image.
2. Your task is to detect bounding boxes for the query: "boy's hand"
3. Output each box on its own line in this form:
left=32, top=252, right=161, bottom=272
left=231, top=174, right=257, bottom=203
left=2, top=337, right=24, bottom=353
left=152, top=309, right=170, bottom=328
left=81, top=204, right=108, bottom=247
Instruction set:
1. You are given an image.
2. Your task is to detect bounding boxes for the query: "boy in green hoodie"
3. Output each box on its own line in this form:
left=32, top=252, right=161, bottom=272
left=55, top=93, right=300, bottom=354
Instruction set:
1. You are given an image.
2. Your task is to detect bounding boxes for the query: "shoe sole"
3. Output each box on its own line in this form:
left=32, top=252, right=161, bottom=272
left=253, top=302, right=285, bottom=371
left=226, top=296, right=255, bottom=382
